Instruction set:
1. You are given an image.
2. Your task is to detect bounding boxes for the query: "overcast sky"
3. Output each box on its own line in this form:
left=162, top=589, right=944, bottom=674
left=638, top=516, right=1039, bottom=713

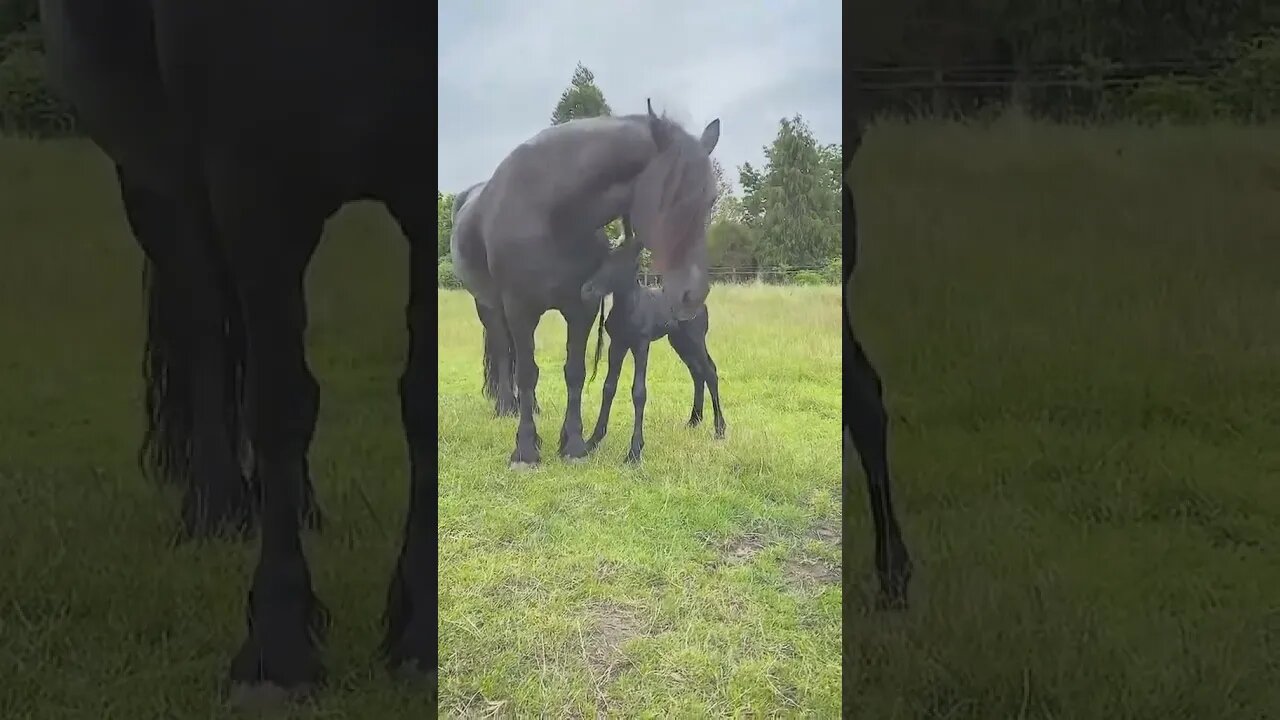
left=437, top=1, right=841, bottom=195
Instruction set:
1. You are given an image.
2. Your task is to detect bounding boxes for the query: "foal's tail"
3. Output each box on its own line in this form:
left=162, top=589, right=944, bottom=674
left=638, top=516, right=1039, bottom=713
left=589, top=298, right=606, bottom=384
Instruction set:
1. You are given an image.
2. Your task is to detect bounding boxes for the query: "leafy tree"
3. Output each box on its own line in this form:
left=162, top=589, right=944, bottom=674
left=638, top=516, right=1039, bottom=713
left=707, top=220, right=759, bottom=270
left=550, top=63, right=612, bottom=125
left=738, top=116, right=840, bottom=268
left=550, top=62, right=623, bottom=242
left=437, top=191, right=454, bottom=259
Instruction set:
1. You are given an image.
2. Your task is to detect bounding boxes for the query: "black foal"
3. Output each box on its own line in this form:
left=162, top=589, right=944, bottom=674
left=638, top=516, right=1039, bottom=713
left=581, top=239, right=726, bottom=463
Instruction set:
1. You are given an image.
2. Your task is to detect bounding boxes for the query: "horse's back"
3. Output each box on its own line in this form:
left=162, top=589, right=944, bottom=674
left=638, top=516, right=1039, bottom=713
left=40, top=0, right=184, bottom=189
left=154, top=0, right=431, bottom=198
left=484, top=116, right=653, bottom=237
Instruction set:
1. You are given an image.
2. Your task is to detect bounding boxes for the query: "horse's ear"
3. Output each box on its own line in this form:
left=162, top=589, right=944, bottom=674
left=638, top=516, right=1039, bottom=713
left=700, top=119, right=721, bottom=155
left=647, top=98, right=671, bottom=149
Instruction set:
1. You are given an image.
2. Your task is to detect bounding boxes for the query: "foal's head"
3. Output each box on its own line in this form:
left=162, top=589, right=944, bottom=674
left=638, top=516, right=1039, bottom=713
left=581, top=238, right=644, bottom=303
left=629, top=100, right=720, bottom=322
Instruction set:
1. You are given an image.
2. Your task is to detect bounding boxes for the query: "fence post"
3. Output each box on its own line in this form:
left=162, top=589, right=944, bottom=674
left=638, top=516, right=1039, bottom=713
left=932, top=68, right=945, bottom=116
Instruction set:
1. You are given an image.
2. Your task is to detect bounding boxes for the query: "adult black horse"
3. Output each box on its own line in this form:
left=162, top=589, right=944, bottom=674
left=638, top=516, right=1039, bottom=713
left=40, top=0, right=434, bottom=702
left=844, top=120, right=913, bottom=608
left=451, top=104, right=721, bottom=469
left=452, top=180, right=611, bottom=420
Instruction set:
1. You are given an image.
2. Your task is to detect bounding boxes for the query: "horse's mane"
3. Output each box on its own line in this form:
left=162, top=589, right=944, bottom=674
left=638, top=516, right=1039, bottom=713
left=632, top=110, right=715, bottom=272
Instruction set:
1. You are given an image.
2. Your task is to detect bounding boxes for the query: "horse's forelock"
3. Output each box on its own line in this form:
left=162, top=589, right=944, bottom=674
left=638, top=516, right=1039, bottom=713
left=637, top=130, right=714, bottom=272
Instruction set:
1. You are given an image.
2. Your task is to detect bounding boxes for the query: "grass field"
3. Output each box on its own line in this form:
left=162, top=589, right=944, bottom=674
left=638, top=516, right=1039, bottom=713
left=438, top=286, right=842, bottom=716
left=2, top=116, right=1280, bottom=718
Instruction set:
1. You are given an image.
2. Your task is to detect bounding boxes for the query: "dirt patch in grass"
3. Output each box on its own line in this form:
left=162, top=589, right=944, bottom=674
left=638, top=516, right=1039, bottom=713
left=717, top=532, right=768, bottom=566
left=583, top=603, right=646, bottom=714
left=809, top=519, right=841, bottom=546
left=783, top=555, right=840, bottom=589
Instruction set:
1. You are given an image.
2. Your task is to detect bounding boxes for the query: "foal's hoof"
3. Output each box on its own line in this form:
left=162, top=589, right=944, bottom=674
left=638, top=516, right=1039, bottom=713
left=302, top=504, right=325, bottom=533
left=509, top=460, right=539, bottom=471
left=875, top=558, right=913, bottom=611
left=686, top=416, right=702, bottom=428
left=714, top=425, right=727, bottom=440
left=623, top=451, right=643, bottom=465
left=226, top=681, right=317, bottom=711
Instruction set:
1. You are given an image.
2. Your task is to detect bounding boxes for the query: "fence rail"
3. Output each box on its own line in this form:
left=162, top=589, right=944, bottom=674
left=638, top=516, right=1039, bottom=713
left=437, top=265, right=840, bottom=289
left=639, top=266, right=837, bottom=286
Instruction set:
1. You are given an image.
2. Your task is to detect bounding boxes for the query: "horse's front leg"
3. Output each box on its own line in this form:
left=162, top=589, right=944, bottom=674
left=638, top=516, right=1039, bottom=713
left=558, top=309, right=592, bottom=460
left=221, top=197, right=329, bottom=703
left=625, top=342, right=650, bottom=464
left=505, top=299, right=542, bottom=469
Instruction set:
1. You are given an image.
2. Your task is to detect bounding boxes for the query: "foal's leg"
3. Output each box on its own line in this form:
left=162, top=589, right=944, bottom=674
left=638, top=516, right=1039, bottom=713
left=586, top=339, right=628, bottom=453
left=625, top=342, right=650, bottom=464
left=116, top=166, right=255, bottom=538
left=558, top=307, right=592, bottom=460
left=382, top=198, right=438, bottom=687
left=845, top=325, right=911, bottom=608
left=505, top=298, right=543, bottom=469
left=702, top=350, right=727, bottom=440
left=221, top=196, right=329, bottom=699
left=667, top=332, right=706, bottom=429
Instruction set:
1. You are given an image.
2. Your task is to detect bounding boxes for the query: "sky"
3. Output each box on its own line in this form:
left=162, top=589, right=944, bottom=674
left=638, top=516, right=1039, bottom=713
left=437, top=1, right=841, bottom=195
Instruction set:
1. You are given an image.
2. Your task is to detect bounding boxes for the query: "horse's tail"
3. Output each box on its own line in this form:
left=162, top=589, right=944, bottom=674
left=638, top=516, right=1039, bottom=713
left=589, top=297, right=606, bottom=383
left=139, top=259, right=193, bottom=485
left=138, top=259, right=247, bottom=487
left=480, top=313, right=500, bottom=398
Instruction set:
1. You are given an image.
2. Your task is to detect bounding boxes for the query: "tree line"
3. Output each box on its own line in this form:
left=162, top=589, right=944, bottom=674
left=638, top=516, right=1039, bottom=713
left=851, top=0, right=1279, bottom=121
left=437, top=63, right=844, bottom=289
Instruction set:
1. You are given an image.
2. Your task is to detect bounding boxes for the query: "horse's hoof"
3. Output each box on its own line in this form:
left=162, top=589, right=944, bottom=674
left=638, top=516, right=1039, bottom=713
left=509, top=461, right=539, bottom=471
left=226, top=681, right=315, bottom=710
left=391, top=659, right=437, bottom=686
left=686, top=417, right=702, bottom=428
left=560, top=437, right=589, bottom=461
left=714, top=427, right=727, bottom=440
left=623, top=452, right=642, bottom=465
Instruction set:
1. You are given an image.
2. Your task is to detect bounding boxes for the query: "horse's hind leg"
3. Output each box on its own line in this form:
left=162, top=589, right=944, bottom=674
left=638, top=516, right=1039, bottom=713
left=381, top=197, right=438, bottom=686
left=558, top=307, right=591, bottom=460
left=845, top=322, right=911, bottom=609
left=219, top=190, right=329, bottom=699
left=504, top=296, right=544, bottom=469
left=116, top=165, right=256, bottom=539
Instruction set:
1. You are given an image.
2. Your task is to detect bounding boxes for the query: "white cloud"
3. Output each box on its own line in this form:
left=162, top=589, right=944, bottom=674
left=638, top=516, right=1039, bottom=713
left=437, top=1, right=841, bottom=194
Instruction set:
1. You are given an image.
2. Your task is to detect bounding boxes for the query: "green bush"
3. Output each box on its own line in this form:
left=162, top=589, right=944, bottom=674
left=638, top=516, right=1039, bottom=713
left=1219, top=31, right=1280, bottom=121
left=438, top=258, right=459, bottom=288
left=0, top=47, right=75, bottom=136
left=791, top=270, right=824, bottom=286
left=821, top=258, right=841, bottom=285
left=1123, top=76, right=1220, bottom=124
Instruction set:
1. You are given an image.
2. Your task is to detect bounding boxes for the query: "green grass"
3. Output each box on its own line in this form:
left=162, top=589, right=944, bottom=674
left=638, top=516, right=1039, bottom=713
left=3, top=116, right=1280, bottom=718
left=438, top=286, right=842, bottom=717
left=846, top=117, right=1280, bottom=719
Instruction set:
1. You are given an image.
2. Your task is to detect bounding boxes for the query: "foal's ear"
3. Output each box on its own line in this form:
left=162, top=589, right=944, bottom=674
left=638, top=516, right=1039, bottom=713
left=700, top=119, right=721, bottom=155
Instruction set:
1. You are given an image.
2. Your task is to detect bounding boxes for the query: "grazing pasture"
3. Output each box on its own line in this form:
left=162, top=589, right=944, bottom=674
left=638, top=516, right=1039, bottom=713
left=3, top=115, right=1279, bottom=717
